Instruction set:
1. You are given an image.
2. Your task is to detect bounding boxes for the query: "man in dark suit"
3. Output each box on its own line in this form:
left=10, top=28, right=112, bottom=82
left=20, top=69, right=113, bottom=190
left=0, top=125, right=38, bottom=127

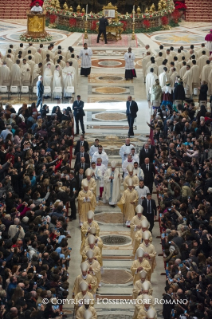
left=97, top=16, right=109, bottom=44
left=126, top=96, right=138, bottom=137
left=142, top=193, right=157, bottom=232
left=139, top=143, right=154, bottom=164
left=69, top=171, right=77, bottom=220
left=74, top=134, right=89, bottom=155
left=162, top=286, right=174, bottom=319
left=74, top=146, right=90, bottom=169
left=72, top=95, right=85, bottom=135
left=141, top=157, right=155, bottom=193
left=75, top=168, right=85, bottom=191
left=36, top=75, right=44, bottom=109
left=75, top=157, right=89, bottom=173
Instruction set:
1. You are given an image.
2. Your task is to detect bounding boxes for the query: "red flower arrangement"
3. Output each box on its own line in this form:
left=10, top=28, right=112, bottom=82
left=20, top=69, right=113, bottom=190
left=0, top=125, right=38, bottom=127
left=172, top=9, right=180, bottom=23
left=120, top=20, right=127, bottom=31
left=161, top=16, right=168, bottom=25
left=69, top=18, right=77, bottom=27
left=174, top=1, right=187, bottom=10
left=50, top=14, right=57, bottom=24
left=143, top=19, right=150, bottom=29
left=91, top=20, right=97, bottom=30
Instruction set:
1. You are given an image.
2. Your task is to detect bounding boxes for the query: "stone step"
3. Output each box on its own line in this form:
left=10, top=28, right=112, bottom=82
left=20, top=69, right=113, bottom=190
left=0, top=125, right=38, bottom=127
left=103, top=260, right=132, bottom=268
left=98, top=286, right=133, bottom=295
left=103, top=249, right=133, bottom=257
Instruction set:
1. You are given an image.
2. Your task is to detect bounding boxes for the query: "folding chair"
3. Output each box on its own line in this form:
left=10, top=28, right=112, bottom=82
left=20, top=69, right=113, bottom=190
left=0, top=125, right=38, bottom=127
left=9, top=86, right=20, bottom=100
left=53, top=87, right=63, bottom=101
left=0, top=86, right=9, bottom=100
left=20, top=86, right=29, bottom=100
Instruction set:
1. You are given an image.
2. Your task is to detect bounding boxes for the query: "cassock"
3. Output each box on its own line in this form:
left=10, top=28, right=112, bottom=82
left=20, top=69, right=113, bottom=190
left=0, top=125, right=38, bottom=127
left=52, top=69, right=62, bottom=97
left=85, top=259, right=101, bottom=286
left=81, top=178, right=96, bottom=196
left=78, top=190, right=96, bottom=223
left=82, top=245, right=102, bottom=266
left=200, top=64, right=212, bottom=82
left=79, top=48, right=92, bottom=76
left=43, top=67, right=53, bottom=87
left=21, top=63, right=31, bottom=85
left=123, top=175, right=139, bottom=190
left=130, top=259, right=151, bottom=283
left=135, top=185, right=150, bottom=205
left=133, top=279, right=153, bottom=299
left=124, top=51, right=136, bottom=79
left=0, top=64, right=10, bottom=86
left=197, top=55, right=208, bottom=73
left=104, top=167, right=121, bottom=205
left=76, top=305, right=97, bottom=319
left=205, top=31, right=212, bottom=53
left=183, top=69, right=193, bottom=95
left=119, top=143, right=134, bottom=163
left=11, top=64, right=21, bottom=86
left=72, top=274, right=96, bottom=296
left=139, top=242, right=156, bottom=276
left=120, top=188, right=138, bottom=221
left=92, top=151, right=108, bottom=167
left=145, top=72, right=157, bottom=98
left=191, top=64, right=200, bottom=84
left=159, top=71, right=170, bottom=88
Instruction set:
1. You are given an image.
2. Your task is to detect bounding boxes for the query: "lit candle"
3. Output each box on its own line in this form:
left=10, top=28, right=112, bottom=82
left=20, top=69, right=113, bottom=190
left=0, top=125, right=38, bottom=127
left=86, top=4, right=88, bottom=21
left=133, top=5, right=135, bottom=22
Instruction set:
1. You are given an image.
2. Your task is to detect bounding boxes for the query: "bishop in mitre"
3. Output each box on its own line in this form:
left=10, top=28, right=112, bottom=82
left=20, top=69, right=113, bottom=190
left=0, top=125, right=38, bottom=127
left=130, top=204, right=147, bottom=248
left=81, top=210, right=100, bottom=239
left=103, top=160, right=122, bottom=207
left=132, top=270, right=153, bottom=299
left=78, top=180, right=96, bottom=226
left=139, top=231, right=156, bottom=279
left=80, top=227, right=103, bottom=255
left=123, top=164, right=139, bottom=190
left=130, top=247, right=151, bottom=284
left=136, top=299, right=156, bottom=319
left=134, top=219, right=152, bottom=256
left=74, top=281, right=94, bottom=311
left=82, top=234, right=102, bottom=267
left=119, top=177, right=138, bottom=226
left=72, top=262, right=96, bottom=297
left=76, top=298, right=97, bottom=319
left=82, top=168, right=97, bottom=197
left=85, top=249, right=101, bottom=287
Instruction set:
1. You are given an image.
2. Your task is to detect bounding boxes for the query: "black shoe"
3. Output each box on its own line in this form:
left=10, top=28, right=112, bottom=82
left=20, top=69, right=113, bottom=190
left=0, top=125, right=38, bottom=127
left=110, top=205, right=115, bottom=208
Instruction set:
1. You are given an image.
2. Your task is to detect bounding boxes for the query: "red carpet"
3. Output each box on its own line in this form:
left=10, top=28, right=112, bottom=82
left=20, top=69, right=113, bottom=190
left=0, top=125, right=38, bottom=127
left=84, top=34, right=138, bottom=48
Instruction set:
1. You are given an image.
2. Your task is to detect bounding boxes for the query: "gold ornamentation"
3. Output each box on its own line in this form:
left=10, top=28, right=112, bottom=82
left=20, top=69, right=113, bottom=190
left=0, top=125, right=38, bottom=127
left=63, top=2, right=68, bottom=10
left=137, top=6, right=141, bottom=13
left=82, top=8, right=85, bottom=13
left=28, top=15, right=43, bottom=32
left=150, top=3, right=156, bottom=12
left=50, top=0, right=56, bottom=7
left=145, top=7, right=149, bottom=13
left=55, top=0, right=60, bottom=9
left=77, top=4, right=81, bottom=12
left=69, top=6, right=73, bottom=12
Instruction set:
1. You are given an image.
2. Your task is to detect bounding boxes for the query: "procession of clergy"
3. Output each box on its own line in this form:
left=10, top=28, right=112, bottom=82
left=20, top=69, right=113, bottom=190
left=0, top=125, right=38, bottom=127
left=71, top=137, right=157, bottom=319
left=143, top=43, right=212, bottom=102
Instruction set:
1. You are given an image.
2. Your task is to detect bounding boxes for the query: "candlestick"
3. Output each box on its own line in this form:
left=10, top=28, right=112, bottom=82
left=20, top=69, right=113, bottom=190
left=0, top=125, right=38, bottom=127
left=84, top=20, right=88, bottom=39
left=86, top=4, right=88, bottom=21
left=132, top=21, right=135, bottom=40
left=133, top=5, right=135, bottom=22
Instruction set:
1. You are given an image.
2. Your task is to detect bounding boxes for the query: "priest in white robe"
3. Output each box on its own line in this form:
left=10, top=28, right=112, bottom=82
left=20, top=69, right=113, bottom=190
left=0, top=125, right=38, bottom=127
left=135, top=180, right=150, bottom=205
left=78, top=43, right=92, bottom=77
left=191, top=60, right=200, bottom=86
left=179, top=62, right=187, bottom=79
left=52, top=65, right=62, bottom=98
left=89, top=139, right=100, bottom=158
left=21, top=59, right=31, bottom=85
left=183, top=65, right=193, bottom=95
left=208, top=68, right=212, bottom=95
left=103, top=161, right=121, bottom=207
left=62, top=61, right=75, bottom=97
left=43, top=63, right=53, bottom=87
left=146, top=69, right=157, bottom=100
left=92, top=145, right=108, bottom=167
left=170, top=68, right=178, bottom=88
left=142, top=52, right=151, bottom=82
left=32, top=62, right=43, bottom=86
left=11, top=60, right=21, bottom=86
left=159, top=67, right=170, bottom=88
left=0, top=62, right=11, bottom=86
left=67, top=55, right=79, bottom=83
left=4, top=55, right=13, bottom=70
left=122, top=154, right=135, bottom=177
left=119, top=138, right=134, bottom=163
left=90, top=160, right=106, bottom=201
left=124, top=47, right=136, bottom=80
left=200, top=60, right=212, bottom=82
left=197, top=53, right=208, bottom=73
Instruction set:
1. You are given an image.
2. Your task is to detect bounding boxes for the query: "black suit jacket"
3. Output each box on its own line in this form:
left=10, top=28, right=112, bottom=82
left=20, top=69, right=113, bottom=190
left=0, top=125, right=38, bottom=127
left=74, top=140, right=89, bottom=155
left=72, top=100, right=84, bottom=117
left=139, top=148, right=154, bottom=164
left=75, top=162, right=89, bottom=173
left=141, top=163, right=155, bottom=184
left=69, top=177, right=77, bottom=198
left=75, top=173, right=85, bottom=191
left=126, top=100, right=138, bottom=118
left=99, top=17, right=108, bottom=30
left=142, top=198, right=157, bottom=219
left=74, top=152, right=90, bottom=169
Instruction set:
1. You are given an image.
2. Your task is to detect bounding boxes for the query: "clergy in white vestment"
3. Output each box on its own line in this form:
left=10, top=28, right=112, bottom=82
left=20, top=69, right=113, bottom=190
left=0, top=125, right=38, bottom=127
left=21, top=59, right=31, bottom=86
left=158, top=62, right=167, bottom=75
left=170, top=68, right=178, bottom=88
left=15, top=43, right=24, bottom=56
left=0, top=62, right=11, bottom=86
left=197, top=52, right=208, bottom=73
left=124, top=47, right=136, bottom=80
left=200, top=60, right=212, bottom=82
left=34, top=51, right=42, bottom=64
left=31, top=2, right=42, bottom=12
left=142, top=52, right=151, bottom=81
left=92, top=145, right=108, bottom=167
left=155, top=52, right=163, bottom=66
left=130, top=147, right=139, bottom=164
left=62, top=61, right=75, bottom=97
left=179, top=62, right=187, bottom=79
left=78, top=43, right=92, bottom=77
left=25, top=53, right=35, bottom=62
left=135, top=180, right=150, bottom=205
left=43, top=63, right=53, bottom=87
left=27, top=57, right=35, bottom=75
left=32, top=62, right=43, bottom=86
left=67, top=56, right=79, bottom=81
left=4, top=55, right=13, bottom=70
left=38, top=44, right=47, bottom=60
left=133, top=162, right=144, bottom=180
left=90, top=159, right=106, bottom=201
left=103, top=161, right=121, bottom=207
left=122, top=154, right=135, bottom=177
left=146, top=69, right=157, bottom=100
left=197, top=45, right=209, bottom=58
left=165, top=49, right=173, bottom=64
left=89, top=139, right=100, bottom=158
left=146, top=58, right=158, bottom=75
left=191, top=60, right=200, bottom=85
left=150, top=79, right=162, bottom=110
left=159, top=67, right=170, bottom=88
left=11, top=60, right=21, bottom=86
left=119, top=138, right=134, bottom=163
left=52, top=65, right=63, bottom=98
left=183, top=65, right=193, bottom=95
left=44, top=60, right=55, bottom=74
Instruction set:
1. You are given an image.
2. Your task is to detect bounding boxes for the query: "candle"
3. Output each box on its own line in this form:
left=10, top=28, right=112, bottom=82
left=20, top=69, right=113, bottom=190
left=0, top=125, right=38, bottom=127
left=86, top=4, right=88, bottom=21
left=133, top=5, right=135, bottom=22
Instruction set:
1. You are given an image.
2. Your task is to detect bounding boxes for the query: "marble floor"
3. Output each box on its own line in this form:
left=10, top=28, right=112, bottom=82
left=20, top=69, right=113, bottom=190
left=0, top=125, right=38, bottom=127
left=0, top=19, right=211, bottom=318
